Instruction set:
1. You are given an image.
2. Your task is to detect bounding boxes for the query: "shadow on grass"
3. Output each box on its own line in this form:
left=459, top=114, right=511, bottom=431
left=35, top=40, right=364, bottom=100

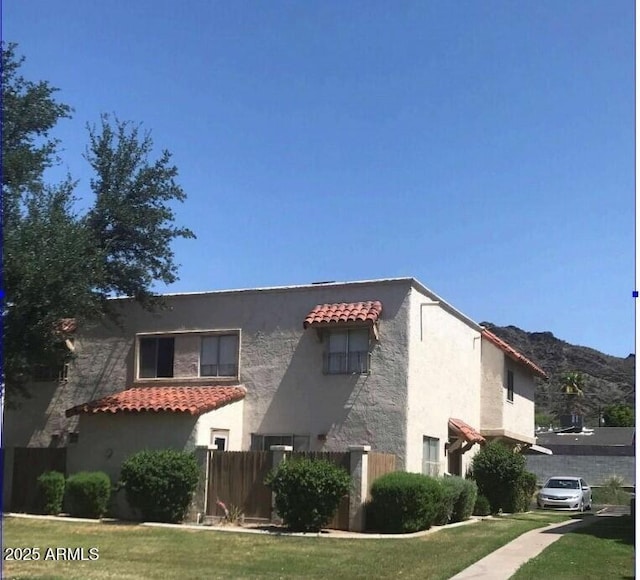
left=533, top=514, right=634, bottom=547
left=565, top=515, right=635, bottom=546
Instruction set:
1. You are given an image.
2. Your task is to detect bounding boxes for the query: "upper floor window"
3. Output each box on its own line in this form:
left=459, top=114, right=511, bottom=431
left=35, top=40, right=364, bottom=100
left=324, top=328, right=370, bottom=374
left=506, top=369, right=514, bottom=402
left=200, top=334, right=239, bottom=377
left=139, top=337, right=175, bottom=378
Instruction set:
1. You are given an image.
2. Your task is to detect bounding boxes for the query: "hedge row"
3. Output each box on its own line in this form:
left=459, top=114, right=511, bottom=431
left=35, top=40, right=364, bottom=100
left=367, top=472, right=477, bottom=533
left=35, top=449, right=200, bottom=523
left=36, top=470, right=111, bottom=518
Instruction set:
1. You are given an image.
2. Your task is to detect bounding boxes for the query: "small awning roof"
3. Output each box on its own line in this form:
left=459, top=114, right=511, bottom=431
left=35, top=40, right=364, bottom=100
left=65, top=386, right=246, bottom=417
left=303, top=301, right=383, bottom=329
left=449, top=418, right=486, bottom=444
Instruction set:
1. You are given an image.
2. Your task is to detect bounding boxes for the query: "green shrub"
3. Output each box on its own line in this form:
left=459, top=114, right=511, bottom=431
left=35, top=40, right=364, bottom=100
left=65, top=471, right=111, bottom=518
left=513, top=471, right=537, bottom=512
left=592, top=476, right=632, bottom=506
left=367, top=472, right=443, bottom=533
left=451, top=478, right=478, bottom=522
left=120, top=449, right=200, bottom=523
left=36, top=471, right=65, bottom=515
left=471, top=441, right=528, bottom=513
left=473, top=494, right=491, bottom=516
left=265, top=458, right=351, bottom=532
left=434, top=477, right=461, bottom=525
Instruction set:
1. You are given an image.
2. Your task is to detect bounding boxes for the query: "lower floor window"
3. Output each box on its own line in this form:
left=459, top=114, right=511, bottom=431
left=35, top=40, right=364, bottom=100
left=422, top=436, right=439, bottom=477
left=251, top=434, right=310, bottom=451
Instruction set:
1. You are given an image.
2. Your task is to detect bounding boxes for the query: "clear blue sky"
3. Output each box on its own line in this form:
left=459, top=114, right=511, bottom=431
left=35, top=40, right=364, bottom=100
left=4, top=1, right=634, bottom=357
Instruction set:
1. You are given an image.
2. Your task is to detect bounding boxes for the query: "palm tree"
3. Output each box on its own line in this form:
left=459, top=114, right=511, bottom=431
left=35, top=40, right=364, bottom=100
left=560, top=372, right=586, bottom=416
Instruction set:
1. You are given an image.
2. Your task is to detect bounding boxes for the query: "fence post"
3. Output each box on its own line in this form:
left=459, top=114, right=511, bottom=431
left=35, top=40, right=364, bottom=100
left=270, top=445, right=293, bottom=524
left=348, top=445, right=371, bottom=532
left=187, top=447, right=209, bottom=524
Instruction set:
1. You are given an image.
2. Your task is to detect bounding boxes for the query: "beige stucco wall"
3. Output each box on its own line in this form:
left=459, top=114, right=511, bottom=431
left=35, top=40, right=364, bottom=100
left=480, top=340, right=505, bottom=429
left=480, top=339, right=535, bottom=444
left=9, top=278, right=532, bottom=478
left=195, top=401, right=244, bottom=449
left=405, top=288, right=482, bottom=475
left=4, top=331, right=132, bottom=447
left=503, top=362, right=536, bottom=440
left=66, top=412, right=200, bottom=518
left=7, top=280, right=414, bottom=467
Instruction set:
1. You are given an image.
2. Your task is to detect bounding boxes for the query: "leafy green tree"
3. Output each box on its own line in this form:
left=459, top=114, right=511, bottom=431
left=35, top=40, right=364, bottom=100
left=85, top=115, right=195, bottom=309
left=2, top=43, right=195, bottom=403
left=603, top=404, right=634, bottom=427
left=2, top=43, right=72, bottom=214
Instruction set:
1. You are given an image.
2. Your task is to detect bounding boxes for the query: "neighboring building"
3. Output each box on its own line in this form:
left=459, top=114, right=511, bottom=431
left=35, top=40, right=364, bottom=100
left=525, top=427, right=635, bottom=486
left=4, top=277, right=547, bottom=501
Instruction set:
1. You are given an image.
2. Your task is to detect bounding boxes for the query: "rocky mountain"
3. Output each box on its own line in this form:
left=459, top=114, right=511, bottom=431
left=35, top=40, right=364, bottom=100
left=481, top=323, right=635, bottom=426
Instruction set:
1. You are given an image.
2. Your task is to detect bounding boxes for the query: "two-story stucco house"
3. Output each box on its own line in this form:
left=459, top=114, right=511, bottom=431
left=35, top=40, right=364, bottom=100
left=4, top=277, right=547, bottom=492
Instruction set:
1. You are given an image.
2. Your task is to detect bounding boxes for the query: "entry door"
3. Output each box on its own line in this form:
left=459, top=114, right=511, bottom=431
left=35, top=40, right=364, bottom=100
left=448, top=448, right=462, bottom=476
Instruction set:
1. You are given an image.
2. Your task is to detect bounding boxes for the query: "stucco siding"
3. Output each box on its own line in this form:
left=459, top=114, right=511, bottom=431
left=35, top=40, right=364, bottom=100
left=235, top=282, right=412, bottom=460
left=4, top=330, right=131, bottom=447
left=480, top=340, right=535, bottom=444
left=480, top=340, right=504, bottom=430
left=195, top=401, right=244, bottom=449
left=66, top=412, right=200, bottom=517
left=406, top=289, right=482, bottom=475
left=503, top=363, right=535, bottom=438
left=8, top=280, right=413, bottom=464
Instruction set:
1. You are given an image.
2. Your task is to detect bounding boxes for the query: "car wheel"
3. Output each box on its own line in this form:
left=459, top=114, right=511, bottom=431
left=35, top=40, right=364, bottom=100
left=579, top=500, right=584, bottom=513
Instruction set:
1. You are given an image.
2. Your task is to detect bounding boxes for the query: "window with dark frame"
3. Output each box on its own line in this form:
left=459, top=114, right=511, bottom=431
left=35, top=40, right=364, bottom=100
left=250, top=434, right=310, bottom=451
left=32, top=363, right=69, bottom=382
left=507, top=369, right=514, bottom=402
left=139, top=337, right=175, bottom=378
left=200, top=334, right=239, bottom=377
left=323, top=328, right=370, bottom=374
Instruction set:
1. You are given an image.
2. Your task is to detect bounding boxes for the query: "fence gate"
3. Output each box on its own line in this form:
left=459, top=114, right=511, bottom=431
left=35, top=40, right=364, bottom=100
left=11, top=447, right=67, bottom=513
left=293, top=451, right=351, bottom=530
left=206, top=451, right=273, bottom=521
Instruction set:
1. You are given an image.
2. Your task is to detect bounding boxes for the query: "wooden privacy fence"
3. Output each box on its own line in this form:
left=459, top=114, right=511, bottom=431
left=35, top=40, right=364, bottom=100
left=206, top=451, right=273, bottom=520
left=204, top=447, right=396, bottom=531
left=367, top=452, right=396, bottom=499
left=9, top=447, right=67, bottom=513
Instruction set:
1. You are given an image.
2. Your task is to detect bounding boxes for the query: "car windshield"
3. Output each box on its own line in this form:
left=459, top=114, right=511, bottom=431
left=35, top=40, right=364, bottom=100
left=546, top=479, right=580, bottom=489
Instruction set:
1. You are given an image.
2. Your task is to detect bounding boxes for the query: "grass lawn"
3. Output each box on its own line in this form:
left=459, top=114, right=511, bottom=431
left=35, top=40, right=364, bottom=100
left=512, top=515, right=635, bottom=580
left=3, top=512, right=570, bottom=580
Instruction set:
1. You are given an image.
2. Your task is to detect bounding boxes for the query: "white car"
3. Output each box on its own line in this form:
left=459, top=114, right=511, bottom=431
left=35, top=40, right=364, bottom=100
left=537, top=476, right=592, bottom=511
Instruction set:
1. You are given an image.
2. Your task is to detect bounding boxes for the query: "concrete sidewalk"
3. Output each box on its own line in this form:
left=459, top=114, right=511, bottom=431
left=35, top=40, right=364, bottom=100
left=449, top=517, right=594, bottom=580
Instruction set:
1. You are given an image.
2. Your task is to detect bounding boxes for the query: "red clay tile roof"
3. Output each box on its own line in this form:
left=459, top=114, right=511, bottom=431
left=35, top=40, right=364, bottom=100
left=303, top=301, right=383, bottom=329
left=65, top=386, right=246, bottom=417
left=481, top=329, right=548, bottom=379
left=449, top=418, right=486, bottom=444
